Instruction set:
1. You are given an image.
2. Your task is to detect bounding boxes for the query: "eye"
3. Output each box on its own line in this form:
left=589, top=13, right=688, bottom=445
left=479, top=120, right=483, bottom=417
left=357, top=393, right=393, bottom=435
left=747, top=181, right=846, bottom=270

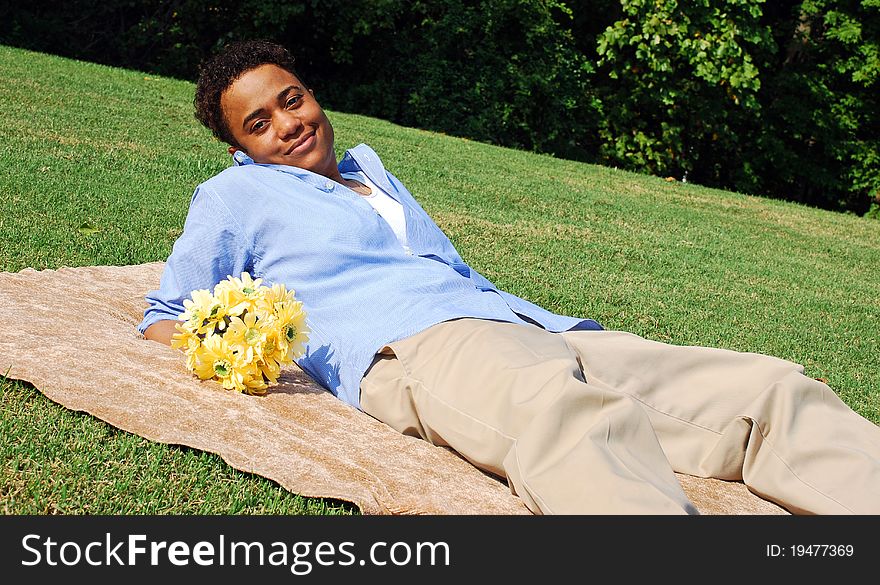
left=251, top=120, right=267, bottom=133
left=286, top=94, right=302, bottom=108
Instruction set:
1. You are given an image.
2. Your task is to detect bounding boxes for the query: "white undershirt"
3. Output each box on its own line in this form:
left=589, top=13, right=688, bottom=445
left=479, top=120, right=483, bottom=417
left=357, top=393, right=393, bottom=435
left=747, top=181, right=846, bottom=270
left=341, top=171, right=409, bottom=251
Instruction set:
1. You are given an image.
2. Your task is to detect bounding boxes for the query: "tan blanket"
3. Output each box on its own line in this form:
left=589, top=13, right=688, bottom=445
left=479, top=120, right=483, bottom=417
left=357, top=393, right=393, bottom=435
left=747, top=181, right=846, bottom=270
left=0, top=263, right=787, bottom=515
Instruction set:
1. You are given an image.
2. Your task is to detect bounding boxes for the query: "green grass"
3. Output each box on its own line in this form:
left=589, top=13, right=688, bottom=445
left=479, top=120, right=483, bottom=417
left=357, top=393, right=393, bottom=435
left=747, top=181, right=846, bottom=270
left=1, top=45, right=878, bottom=514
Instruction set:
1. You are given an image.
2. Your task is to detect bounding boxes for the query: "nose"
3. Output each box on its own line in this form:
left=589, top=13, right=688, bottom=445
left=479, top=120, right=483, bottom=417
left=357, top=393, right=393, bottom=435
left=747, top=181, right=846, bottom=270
left=275, top=110, right=303, bottom=139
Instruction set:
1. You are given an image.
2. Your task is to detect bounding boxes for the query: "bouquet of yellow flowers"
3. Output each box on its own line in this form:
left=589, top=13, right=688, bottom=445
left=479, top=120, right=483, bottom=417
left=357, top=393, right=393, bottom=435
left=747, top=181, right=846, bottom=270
left=171, top=272, right=309, bottom=395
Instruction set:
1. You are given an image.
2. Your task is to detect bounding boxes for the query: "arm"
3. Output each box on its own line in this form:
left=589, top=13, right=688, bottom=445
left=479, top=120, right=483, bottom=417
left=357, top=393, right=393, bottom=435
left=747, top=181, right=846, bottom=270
left=143, top=319, right=179, bottom=346
left=138, top=184, right=251, bottom=339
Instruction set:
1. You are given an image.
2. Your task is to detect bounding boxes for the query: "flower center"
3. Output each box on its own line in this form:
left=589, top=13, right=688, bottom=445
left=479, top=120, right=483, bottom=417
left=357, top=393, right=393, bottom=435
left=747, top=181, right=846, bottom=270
left=245, top=327, right=261, bottom=344
left=285, top=325, right=297, bottom=342
left=213, top=361, right=231, bottom=377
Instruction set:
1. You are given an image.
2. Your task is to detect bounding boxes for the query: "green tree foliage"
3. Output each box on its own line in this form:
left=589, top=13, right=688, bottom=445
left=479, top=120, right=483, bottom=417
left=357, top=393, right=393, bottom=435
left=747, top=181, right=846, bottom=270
left=322, top=1, right=600, bottom=160
left=1, top=0, right=877, bottom=214
left=595, top=0, right=773, bottom=188
left=756, top=0, right=880, bottom=212
left=590, top=0, right=879, bottom=213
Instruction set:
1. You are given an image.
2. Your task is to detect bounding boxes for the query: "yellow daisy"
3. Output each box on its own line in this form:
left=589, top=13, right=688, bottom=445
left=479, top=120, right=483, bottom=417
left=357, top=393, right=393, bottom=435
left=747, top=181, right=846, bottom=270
left=178, top=289, right=221, bottom=335
left=225, top=310, right=267, bottom=350
left=215, top=272, right=265, bottom=317
left=274, top=301, right=310, bottom=360
left=171, top=323, right=202, bottom=370
left=191, top=334, right=239, bottom=382
left=256, top=282, right=297, bottom=315
left=257, top=348, right=283, bottom=383
left=261, top=327, right=287, bottom=366
left=240, top=361, right=270, bottom=395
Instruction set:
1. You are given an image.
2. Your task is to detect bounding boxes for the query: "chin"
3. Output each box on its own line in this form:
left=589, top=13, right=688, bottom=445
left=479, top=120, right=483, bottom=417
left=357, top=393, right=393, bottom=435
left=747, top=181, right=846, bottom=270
left=299, top=150, right=336, bottom=174
left=284, top=154, right=318, bottom=171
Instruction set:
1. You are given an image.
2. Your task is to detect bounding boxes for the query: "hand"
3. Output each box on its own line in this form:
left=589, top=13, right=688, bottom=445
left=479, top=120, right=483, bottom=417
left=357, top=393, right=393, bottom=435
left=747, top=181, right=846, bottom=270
left=143, top=319, right=178, bottom=346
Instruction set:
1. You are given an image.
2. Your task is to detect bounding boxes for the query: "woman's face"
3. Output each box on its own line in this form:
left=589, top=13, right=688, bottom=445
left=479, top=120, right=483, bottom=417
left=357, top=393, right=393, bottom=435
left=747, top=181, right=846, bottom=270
left=221, top=64, right=339, bottom=178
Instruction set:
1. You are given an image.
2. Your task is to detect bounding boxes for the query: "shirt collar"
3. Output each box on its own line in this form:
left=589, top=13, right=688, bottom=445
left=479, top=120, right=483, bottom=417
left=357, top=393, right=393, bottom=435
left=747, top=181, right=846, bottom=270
left=231, top=150, right=254, bottom=166
left=230, top=143, right=396, bottom=196
left=229, top=149, right=333, bottom=192
left=338, top=143, right=395, bottom=193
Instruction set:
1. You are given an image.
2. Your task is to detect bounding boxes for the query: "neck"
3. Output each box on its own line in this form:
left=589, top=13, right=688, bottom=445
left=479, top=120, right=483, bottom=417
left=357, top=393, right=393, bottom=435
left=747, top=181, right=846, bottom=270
left=324, top=168, right=345, bottom=184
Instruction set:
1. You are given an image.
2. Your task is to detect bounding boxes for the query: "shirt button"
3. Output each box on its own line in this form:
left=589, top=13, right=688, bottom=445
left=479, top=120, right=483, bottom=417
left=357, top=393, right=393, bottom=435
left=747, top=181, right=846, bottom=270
left=324, top=180, right=334, bottom=190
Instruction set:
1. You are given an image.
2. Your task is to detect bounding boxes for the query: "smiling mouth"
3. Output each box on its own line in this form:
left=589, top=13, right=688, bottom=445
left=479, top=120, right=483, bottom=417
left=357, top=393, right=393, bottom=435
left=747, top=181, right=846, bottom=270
left=286, top=131, right=316, bottom=155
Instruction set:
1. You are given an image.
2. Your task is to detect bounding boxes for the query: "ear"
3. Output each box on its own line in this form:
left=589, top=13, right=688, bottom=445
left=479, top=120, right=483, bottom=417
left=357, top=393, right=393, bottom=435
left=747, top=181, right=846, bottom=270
left=227, top=146, right=238, bottom=156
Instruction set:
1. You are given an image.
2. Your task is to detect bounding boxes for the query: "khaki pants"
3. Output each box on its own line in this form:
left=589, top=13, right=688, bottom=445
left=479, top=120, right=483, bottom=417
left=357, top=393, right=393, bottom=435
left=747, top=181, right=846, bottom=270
left=360, top=318, right=880, bottom=514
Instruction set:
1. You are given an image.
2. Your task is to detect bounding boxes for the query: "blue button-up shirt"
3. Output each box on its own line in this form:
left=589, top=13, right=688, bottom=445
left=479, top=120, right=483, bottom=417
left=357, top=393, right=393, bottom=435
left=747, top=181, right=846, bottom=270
left=139, top=144, right=602, bottom=409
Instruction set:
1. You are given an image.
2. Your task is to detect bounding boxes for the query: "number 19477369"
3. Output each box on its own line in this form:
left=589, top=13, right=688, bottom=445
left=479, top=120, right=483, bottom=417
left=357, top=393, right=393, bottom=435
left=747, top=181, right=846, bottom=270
left=766, top=544, right=854, bottom=557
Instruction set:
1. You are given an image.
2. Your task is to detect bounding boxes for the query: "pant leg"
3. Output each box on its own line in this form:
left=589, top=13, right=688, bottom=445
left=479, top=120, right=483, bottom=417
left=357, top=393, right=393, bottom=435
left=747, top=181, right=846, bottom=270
left=360, top=318, right=698, bottom=515
left=560, top=329, right=880, bottom=514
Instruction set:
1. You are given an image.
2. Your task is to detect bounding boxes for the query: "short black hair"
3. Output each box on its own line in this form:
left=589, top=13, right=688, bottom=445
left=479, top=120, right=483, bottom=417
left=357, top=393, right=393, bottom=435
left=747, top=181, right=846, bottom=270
left=194, top=39, right=307, bottom=147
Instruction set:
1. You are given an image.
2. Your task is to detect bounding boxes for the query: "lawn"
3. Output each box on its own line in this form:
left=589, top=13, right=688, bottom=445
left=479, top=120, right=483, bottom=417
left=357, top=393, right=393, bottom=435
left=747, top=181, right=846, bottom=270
left=1, top=45, right=878, bottom=514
